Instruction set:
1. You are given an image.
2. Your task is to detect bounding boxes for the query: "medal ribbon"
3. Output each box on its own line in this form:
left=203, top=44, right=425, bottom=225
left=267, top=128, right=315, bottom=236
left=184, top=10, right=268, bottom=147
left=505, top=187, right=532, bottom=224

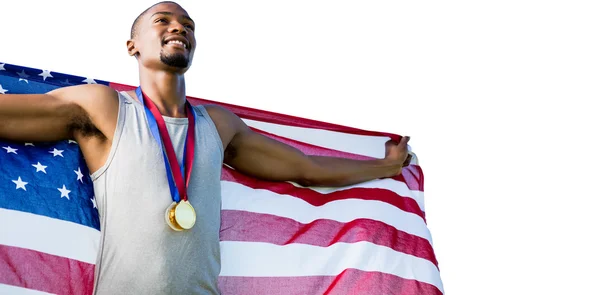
left=136, top=87, right=196, bottom=203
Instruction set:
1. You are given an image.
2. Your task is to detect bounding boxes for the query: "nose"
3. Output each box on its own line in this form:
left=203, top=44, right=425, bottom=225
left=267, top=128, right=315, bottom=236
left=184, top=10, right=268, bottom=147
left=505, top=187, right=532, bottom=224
left=168, top=22, right=186, bottom=35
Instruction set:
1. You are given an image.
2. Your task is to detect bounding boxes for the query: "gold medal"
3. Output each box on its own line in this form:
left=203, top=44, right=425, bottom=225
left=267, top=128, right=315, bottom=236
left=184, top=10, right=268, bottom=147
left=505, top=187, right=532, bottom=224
left=139, top=88, right=198, bottom=232
left=165, top=201, right=196, bottom=231
left=165, top=202, right=182, bottom=231
left=175, top=200, right=196, bottom=229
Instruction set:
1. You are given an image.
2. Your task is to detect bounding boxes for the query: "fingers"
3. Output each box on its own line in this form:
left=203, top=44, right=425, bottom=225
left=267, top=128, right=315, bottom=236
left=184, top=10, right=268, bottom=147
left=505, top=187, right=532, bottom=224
left=400, top=136, right=410, bottom=144
left=400, top=136, right=411, bottom=167
left=399, top=136, right=410, bottom=149
left=385, top=139, right=397, bottom=148
left=387, top=136, right=409, bottom=147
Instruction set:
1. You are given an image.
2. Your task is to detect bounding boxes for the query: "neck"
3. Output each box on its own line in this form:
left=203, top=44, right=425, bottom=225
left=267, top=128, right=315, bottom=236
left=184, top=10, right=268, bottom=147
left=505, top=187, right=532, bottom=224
left=139, top=68, right=187, bottom=118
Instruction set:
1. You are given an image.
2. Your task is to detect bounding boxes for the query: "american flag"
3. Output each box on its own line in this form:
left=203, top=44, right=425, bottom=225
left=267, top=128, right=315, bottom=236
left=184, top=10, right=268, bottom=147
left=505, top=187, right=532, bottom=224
left=0, top=62, right=444, bottom=295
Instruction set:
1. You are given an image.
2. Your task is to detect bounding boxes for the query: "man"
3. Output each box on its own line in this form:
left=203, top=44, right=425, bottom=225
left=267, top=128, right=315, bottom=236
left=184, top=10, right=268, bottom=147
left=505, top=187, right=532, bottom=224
left=0, top=1, right=411, bottom=294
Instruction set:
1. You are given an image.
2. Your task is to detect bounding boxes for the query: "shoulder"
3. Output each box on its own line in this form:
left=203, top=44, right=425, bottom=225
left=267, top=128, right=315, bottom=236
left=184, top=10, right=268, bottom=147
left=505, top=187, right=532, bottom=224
left=48, top=84, right=120, bottom=139
left=202, top=104, right=249, bottom=148
left=47, top=84, right=120, bottom=115
left=48, top=83, right=118, bottom=102
left=203, top=104, right=246, bottom=128
left=203, top=104, right=236, bottom=118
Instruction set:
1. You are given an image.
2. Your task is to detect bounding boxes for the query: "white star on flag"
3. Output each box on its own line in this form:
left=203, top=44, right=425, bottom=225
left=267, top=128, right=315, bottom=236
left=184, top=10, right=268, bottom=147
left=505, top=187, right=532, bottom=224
left=24, top=143, right=35, bottom=146
left=39, top=70, right=53, bottom=81
left=75, top=167, right=84, bottom=183
left=3, top=146, right=18, bottom=154
left=58, top=185, right=71, bottom=200
left=17, top=70, right=30, bottom=83
left=0, top=63, right=5, bottom=71
left=91, top=196, right=97, bottom=209
left=0, top=84, right=7, bottom=94
left=12, top=177, right=28, bottom=191
left=82, top=78, right=97, bottom=84
left=49, top=148, right=64, bottom=157
left=32, top=162, right=48, bottom=173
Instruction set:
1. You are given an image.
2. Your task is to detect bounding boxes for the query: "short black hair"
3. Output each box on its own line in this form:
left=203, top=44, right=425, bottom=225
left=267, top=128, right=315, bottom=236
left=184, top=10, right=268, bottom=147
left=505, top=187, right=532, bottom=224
left=130, top=1, right=181, bottom=39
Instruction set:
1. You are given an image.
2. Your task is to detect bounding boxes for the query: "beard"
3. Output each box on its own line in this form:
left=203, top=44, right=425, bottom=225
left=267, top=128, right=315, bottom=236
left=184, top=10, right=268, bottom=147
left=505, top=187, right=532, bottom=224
left=160, top=50, right=189, bottom=68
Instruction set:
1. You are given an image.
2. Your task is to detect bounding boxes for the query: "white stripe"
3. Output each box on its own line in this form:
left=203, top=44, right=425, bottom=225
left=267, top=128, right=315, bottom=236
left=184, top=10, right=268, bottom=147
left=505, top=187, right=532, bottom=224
left=220, top=241, right=444, bottom=293
left=0, top=284, right=55, bottom=295
left=288, top=178, right=425, bottom=212
left=0, top=208, right=100, bottom=264
left=243, top=118, right=395, bottom=159
left=222, top=182, right=432, bottom=244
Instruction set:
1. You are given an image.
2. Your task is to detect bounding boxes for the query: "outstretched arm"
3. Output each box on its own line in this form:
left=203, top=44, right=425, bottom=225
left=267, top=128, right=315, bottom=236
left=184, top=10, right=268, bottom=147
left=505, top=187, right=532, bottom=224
left=0, top=84, right=117, bottom=142
left=208, top=106, right=411, bottom=187
left=0, top=84, right=119, bottom=172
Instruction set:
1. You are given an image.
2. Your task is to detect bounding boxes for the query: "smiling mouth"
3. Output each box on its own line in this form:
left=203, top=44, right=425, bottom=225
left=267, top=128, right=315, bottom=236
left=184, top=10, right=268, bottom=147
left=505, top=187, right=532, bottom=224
left=164, top=40, right=188, bottom=49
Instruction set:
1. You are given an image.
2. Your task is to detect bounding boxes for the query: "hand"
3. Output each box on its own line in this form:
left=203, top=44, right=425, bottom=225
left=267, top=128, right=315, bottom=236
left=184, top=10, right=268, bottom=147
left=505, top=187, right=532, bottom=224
left=385, top=136, right=412, bottom=172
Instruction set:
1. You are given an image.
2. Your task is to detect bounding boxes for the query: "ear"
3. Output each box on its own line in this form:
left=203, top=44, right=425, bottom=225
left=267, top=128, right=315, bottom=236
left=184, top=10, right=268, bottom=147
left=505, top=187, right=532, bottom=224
left=127, top=39, right=139, bottom=57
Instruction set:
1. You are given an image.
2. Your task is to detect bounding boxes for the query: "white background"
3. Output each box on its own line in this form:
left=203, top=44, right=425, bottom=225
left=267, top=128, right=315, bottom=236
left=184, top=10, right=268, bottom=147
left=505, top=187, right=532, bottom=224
left=1, top=1, right=599, bottom=294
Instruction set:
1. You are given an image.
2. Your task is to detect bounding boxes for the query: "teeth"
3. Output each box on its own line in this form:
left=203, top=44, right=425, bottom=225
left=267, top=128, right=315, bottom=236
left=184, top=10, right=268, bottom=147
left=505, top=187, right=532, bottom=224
left=167, top=40, right=187, bottom=48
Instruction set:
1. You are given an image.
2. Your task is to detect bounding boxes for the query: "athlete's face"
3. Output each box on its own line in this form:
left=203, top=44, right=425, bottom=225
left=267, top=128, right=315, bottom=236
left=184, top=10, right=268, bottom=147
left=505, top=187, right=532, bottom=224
left=128, top=3, right=196, bottom=72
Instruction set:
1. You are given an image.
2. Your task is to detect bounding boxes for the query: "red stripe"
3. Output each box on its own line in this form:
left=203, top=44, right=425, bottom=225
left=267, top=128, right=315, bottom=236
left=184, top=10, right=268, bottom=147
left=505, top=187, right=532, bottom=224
left=109, top=82, right=402, bottom=141
left=222, top=167, right=425, bottom=220
left=221, top=210, right=438, bottom=267
left=0, top=244, right=95, bottom=295
left=392, top=164, right=425, bottom=192
left=218, top=268, right=442, bottom=295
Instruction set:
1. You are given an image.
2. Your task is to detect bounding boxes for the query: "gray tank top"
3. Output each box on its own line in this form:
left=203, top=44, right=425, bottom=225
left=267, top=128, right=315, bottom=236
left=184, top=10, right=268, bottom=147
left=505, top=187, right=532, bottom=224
left=91, top=91, right=224, bottom=294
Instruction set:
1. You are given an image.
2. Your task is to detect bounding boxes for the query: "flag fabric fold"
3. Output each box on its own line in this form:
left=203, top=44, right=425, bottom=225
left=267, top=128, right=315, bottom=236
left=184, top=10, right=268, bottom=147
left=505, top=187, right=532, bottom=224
left=0, top=62, right=443, bottom=295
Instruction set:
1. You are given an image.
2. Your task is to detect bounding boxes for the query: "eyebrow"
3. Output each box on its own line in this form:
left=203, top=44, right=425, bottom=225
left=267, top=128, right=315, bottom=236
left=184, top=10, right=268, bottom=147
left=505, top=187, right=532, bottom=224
left=150, top=11, right=195, bottom=24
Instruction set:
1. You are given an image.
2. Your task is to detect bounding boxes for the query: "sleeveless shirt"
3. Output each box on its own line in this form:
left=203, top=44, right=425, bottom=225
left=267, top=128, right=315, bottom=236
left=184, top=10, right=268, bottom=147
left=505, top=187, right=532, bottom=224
left=90, top=91, right=224, bottom=294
